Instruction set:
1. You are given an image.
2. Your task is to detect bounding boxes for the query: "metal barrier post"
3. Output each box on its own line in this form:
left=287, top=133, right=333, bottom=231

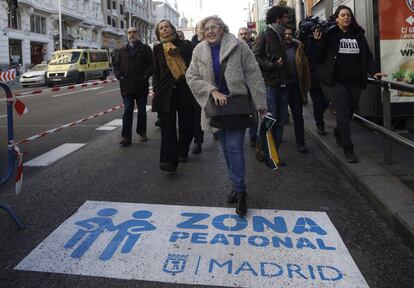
left=0, top=82, right=24, bottom=229
left=382, top=85, right=392, bottom=165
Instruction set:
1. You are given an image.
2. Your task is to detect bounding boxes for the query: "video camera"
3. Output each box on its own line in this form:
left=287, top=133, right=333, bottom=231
left=298, top=16, right=336, bottom=41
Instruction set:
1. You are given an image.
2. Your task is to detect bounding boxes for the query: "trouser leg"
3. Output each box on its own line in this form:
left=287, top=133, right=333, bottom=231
left=136, top=94, right=148, bottom=135
left=288, top=84, right=305, bottom=145
left=321, top=82, right=360, bottom=148
left=121, top=96, right=134, bottom=138
left=218, top=129, right=246, bottom=193
left=310, top=87, right=329, bottom=128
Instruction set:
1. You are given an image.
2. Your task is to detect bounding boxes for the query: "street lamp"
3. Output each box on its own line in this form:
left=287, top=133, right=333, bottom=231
left=129, top=0, right=132, bottom=28
left=58, top=0, right=62, bottom=50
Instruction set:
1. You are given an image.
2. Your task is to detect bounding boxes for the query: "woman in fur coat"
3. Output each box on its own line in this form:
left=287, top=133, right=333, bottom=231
left=186, top=15, right=267, bottom=216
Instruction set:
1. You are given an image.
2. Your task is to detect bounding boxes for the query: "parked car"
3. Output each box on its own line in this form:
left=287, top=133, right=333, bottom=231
left=19, top=64, right=48, bottom=88
left=45, top=49, right=110, bottom=87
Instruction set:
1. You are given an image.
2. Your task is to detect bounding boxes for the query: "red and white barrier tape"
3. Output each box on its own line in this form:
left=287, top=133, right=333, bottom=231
left=9, top=103, right=124, bottom=194
left=0, top=70, right=16, bottom=82
left=14, top=78, right=118, bottom=96
left=13, top=104, right=124, bottom=146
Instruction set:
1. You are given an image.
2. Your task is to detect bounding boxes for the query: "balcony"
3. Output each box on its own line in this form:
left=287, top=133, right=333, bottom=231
left=18, top=0, right=56, bottom=14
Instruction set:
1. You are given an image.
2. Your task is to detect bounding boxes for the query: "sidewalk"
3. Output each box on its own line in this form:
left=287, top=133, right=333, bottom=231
left=302, top=104, right=414, bottom=248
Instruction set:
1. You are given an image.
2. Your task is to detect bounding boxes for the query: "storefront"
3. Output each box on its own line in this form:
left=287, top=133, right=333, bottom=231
left=9, top=38, right=22, bottom=67
left=102, top=32, right=124, bottom=51
left=30, top=42, right=46, bottom=65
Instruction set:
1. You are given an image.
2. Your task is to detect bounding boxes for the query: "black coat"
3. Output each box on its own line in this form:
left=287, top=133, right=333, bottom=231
left=152, top=39, right=196, bottom=112
left=113, top=41, right=153, bottom=96
left=252, top=27, right=291, bottom=87
left=314, top=26, right=376, bottom=89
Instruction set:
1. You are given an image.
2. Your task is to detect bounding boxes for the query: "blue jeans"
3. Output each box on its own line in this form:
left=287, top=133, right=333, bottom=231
left=217, top=128, right=246, bottom=193
left=265, top=86, right=289, bottom=148
left=122, top=94, right=147, bottom=138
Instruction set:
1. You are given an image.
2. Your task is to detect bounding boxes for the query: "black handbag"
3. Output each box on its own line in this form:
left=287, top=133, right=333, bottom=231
left=205, top=59, right=258, bottom=129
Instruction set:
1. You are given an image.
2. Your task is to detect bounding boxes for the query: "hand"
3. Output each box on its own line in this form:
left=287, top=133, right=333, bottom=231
left=258, top=108, right=267, bottom=116
left=373, top=72, right=387, bottom=80
left=276, top=57, right=283, bottom=67
left=313, top=30, right=322, bottom=40
left=211, top=90, right=228, bottom=106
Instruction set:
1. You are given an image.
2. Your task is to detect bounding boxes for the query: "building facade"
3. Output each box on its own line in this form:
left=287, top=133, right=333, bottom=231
left=152, top=0, right=180, bottom=30
left=0, top=0, right=155, bottom=71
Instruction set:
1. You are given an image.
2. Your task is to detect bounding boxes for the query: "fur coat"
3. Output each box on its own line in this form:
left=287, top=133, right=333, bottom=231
left=186, top=33, right=266, bottom=129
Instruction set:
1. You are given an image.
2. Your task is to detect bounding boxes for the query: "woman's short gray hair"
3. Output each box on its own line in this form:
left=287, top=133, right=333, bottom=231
left=199, top=15, right=229, bottom=40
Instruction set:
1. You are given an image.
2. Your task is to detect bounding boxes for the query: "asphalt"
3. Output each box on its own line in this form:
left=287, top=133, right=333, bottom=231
left=302, top=104, right=414, bottom=248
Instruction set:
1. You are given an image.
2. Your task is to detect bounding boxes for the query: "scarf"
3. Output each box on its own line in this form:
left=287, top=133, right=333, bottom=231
left=160, top=35, right=187, bottom=80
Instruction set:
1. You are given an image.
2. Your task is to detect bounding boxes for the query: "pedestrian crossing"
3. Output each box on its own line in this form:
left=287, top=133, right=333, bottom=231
left=24, top=143, right=86, bottom=167
left=24, top=105, right=153, bottom=167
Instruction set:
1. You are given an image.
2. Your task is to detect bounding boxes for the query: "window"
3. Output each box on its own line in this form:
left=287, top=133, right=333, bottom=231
left=120, top=21, right=124, bottom=29
left=112, top=19, right=116, bottom=27
left=90, top=52, right=108, bottom=63
left=107, top=16, right=111, bottom=25
left=107, top=0, right=111, bottom=9
left=120, top=4, right=124, bottom=15
left=30, top=15, right=46, bottom=34
left=112, top=1, right=116, bottom=9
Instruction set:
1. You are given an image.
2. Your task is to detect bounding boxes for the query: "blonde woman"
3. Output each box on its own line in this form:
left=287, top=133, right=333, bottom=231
left=186, top=16, right=266, bottom=216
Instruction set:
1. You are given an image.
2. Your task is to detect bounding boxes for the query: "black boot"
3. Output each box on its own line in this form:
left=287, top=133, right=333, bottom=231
left=192, top=143, right=202, bottom=154
left=235, top=192, right=247, bottom=216
left=226, top=191, right=237, bottom=204
left=334, top=128, right=344, bottom=147
left=343, top=146, right=358, bottom=163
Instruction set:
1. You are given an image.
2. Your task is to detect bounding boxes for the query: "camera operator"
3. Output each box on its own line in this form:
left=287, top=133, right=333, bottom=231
left=299, top=20, right=331, bottom=136
left=313, top=5, right=386, bottom=163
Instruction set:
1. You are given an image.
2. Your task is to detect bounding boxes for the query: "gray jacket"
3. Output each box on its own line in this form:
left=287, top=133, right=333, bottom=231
left=186, top=33, right=266, bottom=129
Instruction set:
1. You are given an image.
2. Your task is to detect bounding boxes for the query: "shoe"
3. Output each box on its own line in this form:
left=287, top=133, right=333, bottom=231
left=334, top=128, right=344, bottom=147
left=179, top=154, right=189, bottom=163
left=250, top=137, right=257, bottom=148
left=139, top=133, right=148, bottom=142
left=235, top=192, right=247, bottom=216
left=278, top=161, right=286, bottom=167
left=159, top=162, right=177, bottom=172
left=343, top=147, right=358, bottom=163
left=226, top=191, right=237, bottom=204
left=119, top=137, right=132, bottom=146
left=317, top=126, right=327, bottom=135
left=192, top=143, right=202, bottom=154
left=296, top=144, right=308, bottom=153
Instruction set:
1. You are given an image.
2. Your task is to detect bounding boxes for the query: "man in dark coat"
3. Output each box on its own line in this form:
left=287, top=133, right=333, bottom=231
left=253, top=5, right=291, bottom=152
left=113, top=27, right=153, bottom=146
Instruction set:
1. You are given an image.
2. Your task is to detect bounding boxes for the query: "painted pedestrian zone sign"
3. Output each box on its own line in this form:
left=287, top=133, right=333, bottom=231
left=16, top=201, right=369, bottom=287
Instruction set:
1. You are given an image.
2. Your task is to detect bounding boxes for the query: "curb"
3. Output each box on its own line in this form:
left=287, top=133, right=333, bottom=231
left=303, top=107, right=414, bottom=249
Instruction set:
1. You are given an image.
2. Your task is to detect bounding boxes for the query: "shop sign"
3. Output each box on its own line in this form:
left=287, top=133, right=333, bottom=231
left=379, top=0, right=414, bottom=102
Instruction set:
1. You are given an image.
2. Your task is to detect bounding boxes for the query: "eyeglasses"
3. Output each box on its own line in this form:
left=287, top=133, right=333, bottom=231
left=204, top=25, right=219, bottom=33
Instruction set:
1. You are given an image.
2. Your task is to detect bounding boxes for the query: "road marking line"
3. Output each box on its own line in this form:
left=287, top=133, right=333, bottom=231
left=24, top=143, right=86, bottom=167
left=98, top=88, right=120, bottom=94
left=51, top=87, right=103, bottom=98
left=96, top=119, right=122, bottom=130
left=96, top=126, right=118, bottom=131
left=102, top=119, right=122, bottom=126
left=0, top=115, right=7, bottom=119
